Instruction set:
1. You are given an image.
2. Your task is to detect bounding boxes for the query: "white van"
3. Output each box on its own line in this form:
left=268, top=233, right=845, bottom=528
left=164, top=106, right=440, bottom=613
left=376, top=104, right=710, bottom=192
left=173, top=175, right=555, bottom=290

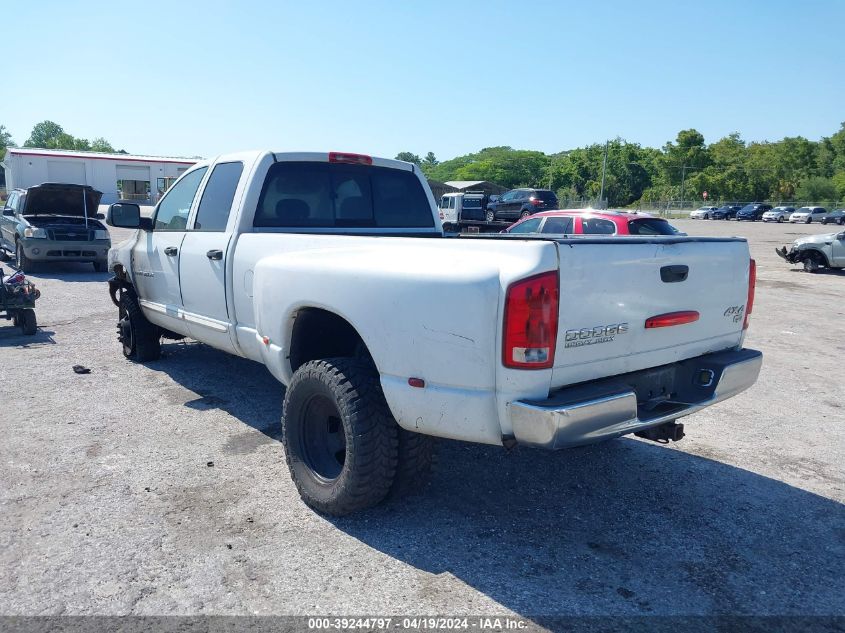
left=438, top=192, right=487, bottom=231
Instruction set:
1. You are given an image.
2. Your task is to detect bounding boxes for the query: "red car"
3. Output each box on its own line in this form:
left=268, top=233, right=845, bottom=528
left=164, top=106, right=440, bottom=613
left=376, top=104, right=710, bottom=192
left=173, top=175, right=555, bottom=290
left=503, top=210, right=680, bottom=236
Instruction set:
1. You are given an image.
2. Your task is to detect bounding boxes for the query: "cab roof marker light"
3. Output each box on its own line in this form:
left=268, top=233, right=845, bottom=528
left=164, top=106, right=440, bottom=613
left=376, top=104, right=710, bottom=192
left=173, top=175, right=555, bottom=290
left=328, top=152, right=373, bottom=165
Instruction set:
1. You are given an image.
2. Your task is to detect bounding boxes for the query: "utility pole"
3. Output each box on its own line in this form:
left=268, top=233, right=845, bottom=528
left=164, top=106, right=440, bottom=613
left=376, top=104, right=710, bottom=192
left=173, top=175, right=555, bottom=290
left=679, top=165, right=690, bottom=209
left=598, top=140, right=608, bottom=208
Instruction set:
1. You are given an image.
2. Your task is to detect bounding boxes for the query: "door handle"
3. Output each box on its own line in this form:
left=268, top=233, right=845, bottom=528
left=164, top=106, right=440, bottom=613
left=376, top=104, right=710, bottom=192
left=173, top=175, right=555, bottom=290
left=206, top=249, right=223, bottom=260
left=164, top=246, right=178, bottom=256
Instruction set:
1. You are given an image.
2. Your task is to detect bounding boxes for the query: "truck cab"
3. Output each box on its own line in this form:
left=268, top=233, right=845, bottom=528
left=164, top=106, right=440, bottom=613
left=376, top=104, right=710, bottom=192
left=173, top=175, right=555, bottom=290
left=438, top=191, right=487, bottom=231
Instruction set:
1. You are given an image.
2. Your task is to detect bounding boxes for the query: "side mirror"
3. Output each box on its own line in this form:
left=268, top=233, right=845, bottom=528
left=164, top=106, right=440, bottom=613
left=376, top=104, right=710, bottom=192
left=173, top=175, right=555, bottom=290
left=95, top=213, right=105, bottom=220
left=107, top=202, right=147, bottom=229
left=2, top=208, right=13, bottom=216
left=490, top=195, right=499, bottom=203
left=838, top=232, right=845, bottom=241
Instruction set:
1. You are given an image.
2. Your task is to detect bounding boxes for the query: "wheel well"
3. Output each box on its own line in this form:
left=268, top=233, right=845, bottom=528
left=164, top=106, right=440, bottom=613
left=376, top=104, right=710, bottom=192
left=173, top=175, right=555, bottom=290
left=288, top=308, right=370, bottom=372
left=802, top=249, right=830, bottom=267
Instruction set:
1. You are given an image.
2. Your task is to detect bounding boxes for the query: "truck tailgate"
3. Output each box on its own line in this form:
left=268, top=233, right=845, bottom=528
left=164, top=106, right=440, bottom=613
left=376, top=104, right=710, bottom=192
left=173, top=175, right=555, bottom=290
left=552, top=237, right=751, bottom=389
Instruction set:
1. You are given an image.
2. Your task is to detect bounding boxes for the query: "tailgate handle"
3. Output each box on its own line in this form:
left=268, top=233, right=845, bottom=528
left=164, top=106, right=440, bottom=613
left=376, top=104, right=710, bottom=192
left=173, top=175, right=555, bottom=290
left=661, top=265, right=688, bottom=283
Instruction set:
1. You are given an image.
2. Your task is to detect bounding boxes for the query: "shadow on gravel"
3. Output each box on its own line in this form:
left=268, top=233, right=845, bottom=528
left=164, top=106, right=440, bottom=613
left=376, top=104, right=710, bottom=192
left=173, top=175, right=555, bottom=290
left=0, top=327, right=56, bottom=346
left=145, top=342, right=845, bottom=618
left=26, top=264, right=112, bottom=283
left=331, top=439, right=845, bottom=618
left=152, top=341, right=283, bottom=439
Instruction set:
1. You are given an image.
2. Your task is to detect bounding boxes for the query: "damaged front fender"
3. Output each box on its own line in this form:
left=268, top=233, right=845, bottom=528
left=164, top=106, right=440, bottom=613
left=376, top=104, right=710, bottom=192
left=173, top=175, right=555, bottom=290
left=775, top=245, right=800, bottom=263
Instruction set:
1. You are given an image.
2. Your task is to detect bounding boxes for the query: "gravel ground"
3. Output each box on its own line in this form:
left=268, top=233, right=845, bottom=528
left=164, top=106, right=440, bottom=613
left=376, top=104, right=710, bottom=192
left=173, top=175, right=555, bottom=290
left=0, top=218, right=843, bottom=621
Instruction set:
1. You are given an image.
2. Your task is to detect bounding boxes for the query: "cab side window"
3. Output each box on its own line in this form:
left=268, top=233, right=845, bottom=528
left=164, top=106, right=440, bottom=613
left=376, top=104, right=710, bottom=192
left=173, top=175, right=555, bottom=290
left=193, top=162, right=243, bottom=231
left=154, top=167, right=208, bottom=231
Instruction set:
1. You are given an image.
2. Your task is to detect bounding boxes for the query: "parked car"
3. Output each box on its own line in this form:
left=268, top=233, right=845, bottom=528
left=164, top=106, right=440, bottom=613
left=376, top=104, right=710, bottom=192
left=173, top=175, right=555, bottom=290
left=503, top=210, right=680, bottom=236
left=711, top=205, right=742, bottom=220
left=0, top=183, right=110, bottom=272
left=735, top=203, right=773, bottom=221
left=776, top=229, right=845, bottom=272
left=690, top=206, right=719, bottom=220
left=485, top=188, right=558, bottom=222
left=789, top=206, right=827, bottom=224
left=762, top=206, right=795, bottom=223
left=105, top=150, right=761, bottom=515
left=821, top=209, right=845, bottom=225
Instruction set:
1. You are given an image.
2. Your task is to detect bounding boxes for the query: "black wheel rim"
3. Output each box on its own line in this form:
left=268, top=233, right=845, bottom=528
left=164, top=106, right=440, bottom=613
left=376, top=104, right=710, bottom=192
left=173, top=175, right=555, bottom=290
left=299, top=394, right=346, bottom=481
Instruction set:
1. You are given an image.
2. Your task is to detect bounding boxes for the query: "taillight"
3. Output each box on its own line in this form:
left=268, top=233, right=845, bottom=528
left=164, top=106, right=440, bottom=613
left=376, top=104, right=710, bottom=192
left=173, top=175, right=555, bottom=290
left=743, top=258, right=756, bottom=330
left=328, top=152, right=373, bottom=165
left=645, top=311, right=700, bottom=329
left=503, top=271, right=559, bottom=369
left=530, top=197, right=543, bottom=206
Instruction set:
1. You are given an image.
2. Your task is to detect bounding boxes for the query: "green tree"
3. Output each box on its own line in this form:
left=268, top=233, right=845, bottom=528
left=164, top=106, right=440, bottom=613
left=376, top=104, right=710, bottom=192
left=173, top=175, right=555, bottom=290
left=831, top=172, right=845, bottom=200
left=24, top=120, right=65, bottom=148
left=89, top=137, right=115, bottom=153
left=659, top=129, right=711, bottom=197
left=795, top=176, right=837, bottom=203
left=423, top=152, right=438, bottom=166
left=395, top=151, right=421, bottom=165
left=0, top=125, right=14, bottom=161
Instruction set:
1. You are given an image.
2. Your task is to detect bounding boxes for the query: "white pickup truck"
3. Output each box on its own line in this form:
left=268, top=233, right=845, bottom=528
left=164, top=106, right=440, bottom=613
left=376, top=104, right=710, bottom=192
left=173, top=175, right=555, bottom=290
left=106, top=150, right=762, bottom=515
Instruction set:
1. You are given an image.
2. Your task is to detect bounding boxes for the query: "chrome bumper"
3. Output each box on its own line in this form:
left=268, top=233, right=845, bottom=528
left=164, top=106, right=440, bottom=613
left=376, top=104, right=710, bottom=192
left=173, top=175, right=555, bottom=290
left=510, top=348, right=762, bottom=449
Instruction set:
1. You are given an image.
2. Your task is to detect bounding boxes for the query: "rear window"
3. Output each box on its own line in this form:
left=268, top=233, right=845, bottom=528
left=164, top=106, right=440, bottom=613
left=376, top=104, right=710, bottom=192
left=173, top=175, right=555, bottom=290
left=534, top=191, right=558, bottom=202
left=628, top=218, right=676, bottom=235
left=254, top=162, right=434, bottom=229
left=462, top=197, right=482, bottom=208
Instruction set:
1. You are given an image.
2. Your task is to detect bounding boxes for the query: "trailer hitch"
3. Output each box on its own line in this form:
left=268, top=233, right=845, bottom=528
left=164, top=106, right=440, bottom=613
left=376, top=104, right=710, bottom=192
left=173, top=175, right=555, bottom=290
left=635, top=421, right=685, bottom=443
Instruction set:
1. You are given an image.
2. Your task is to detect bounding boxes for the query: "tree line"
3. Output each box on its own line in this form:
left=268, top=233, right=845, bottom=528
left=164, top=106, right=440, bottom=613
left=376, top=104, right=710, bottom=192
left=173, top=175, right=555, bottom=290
left=0, top=120, right=124, bottom=162
left=398, top=123, right=845, bottom=207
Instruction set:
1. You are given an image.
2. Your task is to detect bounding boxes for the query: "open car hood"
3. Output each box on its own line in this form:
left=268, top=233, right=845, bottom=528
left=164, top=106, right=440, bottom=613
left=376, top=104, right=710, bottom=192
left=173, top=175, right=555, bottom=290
left=24, top=183, right=103, bottom=217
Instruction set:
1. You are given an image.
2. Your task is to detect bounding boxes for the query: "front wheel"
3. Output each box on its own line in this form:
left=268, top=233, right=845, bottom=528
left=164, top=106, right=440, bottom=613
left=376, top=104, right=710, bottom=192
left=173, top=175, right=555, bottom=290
left=520, top=210, right=531, bottom=220
left=282, top=358, right=399, bottom=515
left=803, top=253, right=823, bottom=273
left=117, top=290, right=161, bottom=361
left=15, top=242, right=33, bottom=273
left=19, top=309, right=37, bottom=335
left=839, top=217, right=845, bottom=225
left=778, top=216, right=784, bottom=223
left=806, top=217, right=812, bottom=224
left=703, top=213, right=709, bottom=220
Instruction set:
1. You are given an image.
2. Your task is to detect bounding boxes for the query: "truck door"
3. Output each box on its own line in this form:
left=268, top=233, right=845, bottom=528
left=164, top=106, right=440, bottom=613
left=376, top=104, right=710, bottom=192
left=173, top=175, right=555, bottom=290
left=179, top=161, right=245, bottom=352
left=132, top=167, right=207, bottom=334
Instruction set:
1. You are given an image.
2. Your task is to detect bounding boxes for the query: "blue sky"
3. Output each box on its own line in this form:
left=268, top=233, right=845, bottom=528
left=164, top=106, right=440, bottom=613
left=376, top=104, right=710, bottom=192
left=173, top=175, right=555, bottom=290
left=5, top=0, right=844, bottom=160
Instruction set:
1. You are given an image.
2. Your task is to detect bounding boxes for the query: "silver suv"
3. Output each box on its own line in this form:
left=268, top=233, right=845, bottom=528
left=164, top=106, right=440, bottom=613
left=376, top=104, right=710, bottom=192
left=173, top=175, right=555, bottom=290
left=1, top=183, right=110, bottom=272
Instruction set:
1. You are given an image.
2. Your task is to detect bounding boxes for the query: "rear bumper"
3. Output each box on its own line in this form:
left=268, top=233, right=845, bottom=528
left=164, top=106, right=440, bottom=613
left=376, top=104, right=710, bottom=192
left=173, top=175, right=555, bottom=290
left=510, top=348, right=762, bottom=449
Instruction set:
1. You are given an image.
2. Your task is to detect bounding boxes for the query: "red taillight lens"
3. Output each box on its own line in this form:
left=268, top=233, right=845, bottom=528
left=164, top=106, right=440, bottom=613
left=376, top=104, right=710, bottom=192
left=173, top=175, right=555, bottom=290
left=328, top=151, right=373, bottom=165
left=503, top=271, right=559, bottom=369
left=645, top=310, right=700, bottom=329
left=530, top=197, right=543, bottom=206
left=743, top=258, right=756, bottom=330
